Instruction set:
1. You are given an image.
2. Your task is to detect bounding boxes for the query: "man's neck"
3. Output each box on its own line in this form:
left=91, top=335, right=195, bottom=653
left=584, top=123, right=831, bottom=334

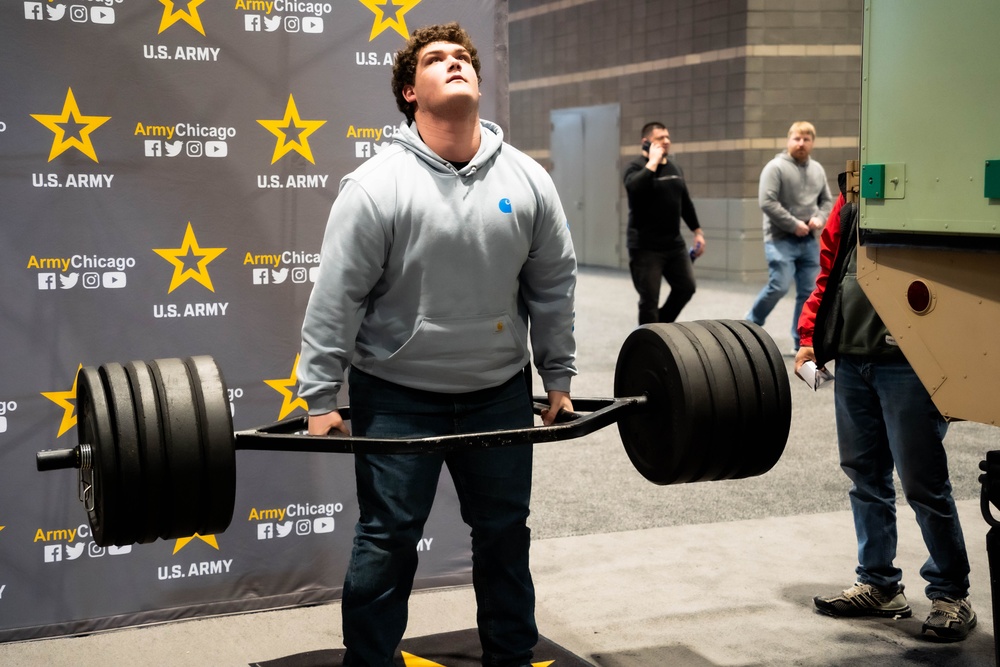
left=413, top=111, right=481, bottom=163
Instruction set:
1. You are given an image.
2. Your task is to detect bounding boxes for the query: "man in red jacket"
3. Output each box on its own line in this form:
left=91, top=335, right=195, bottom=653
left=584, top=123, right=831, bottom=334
left=795, top=181, right=975, bottom=641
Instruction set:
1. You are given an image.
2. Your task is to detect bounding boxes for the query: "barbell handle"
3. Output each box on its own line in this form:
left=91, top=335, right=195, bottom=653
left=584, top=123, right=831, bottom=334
left=37, top=447, right=80, bottom=471
left=235, top=395, right=648, bottom=456
left=531, top=402, right=582, bottom=424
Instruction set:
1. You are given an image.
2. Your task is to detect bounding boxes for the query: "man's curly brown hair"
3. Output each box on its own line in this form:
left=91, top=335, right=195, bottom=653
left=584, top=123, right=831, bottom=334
left=391, top=22, right=482, bottom=124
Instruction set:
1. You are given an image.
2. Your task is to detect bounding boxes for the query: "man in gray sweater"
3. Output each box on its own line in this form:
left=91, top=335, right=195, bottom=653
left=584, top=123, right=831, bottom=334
left=746, top=121, right=832, bottom=351
left=298, top=22, right=577, bottom=667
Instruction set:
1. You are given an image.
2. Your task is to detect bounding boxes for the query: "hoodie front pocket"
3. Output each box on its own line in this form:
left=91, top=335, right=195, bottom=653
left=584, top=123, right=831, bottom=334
left=380, top=313, right=526, bottom=384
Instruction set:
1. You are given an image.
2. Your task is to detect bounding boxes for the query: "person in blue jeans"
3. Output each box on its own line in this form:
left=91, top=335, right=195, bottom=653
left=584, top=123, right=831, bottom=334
left=747, top=121, right=832, bottom=351
left=796, top=188, right=974, bottom=641
left=297, top=23, right=577, bottom=667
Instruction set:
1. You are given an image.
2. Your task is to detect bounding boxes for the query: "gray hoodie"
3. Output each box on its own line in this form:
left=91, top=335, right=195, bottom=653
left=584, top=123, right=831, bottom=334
left=298, top=119, right=577, bottom=414
left=759, top=151, right=832, bottom=241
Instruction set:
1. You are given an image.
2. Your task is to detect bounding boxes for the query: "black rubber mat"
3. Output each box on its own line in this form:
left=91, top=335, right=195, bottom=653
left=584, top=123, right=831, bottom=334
left=250, top=628, right=590, bottom=666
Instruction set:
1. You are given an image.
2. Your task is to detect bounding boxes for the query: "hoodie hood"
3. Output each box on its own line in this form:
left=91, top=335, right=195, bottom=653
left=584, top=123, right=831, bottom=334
left=393, top=119, right=505, bottom=177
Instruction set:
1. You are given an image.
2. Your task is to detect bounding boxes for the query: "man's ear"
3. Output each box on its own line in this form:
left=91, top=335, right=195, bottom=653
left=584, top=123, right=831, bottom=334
left=402, top=84, right=416, bottom=104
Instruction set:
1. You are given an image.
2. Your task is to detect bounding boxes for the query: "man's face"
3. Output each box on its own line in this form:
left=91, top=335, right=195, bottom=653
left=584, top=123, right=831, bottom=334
left=647, top=127, right=670, bottom=152
left=403, top=41, right=480, bottom=119
left=787, top=131, right=814, bottom=162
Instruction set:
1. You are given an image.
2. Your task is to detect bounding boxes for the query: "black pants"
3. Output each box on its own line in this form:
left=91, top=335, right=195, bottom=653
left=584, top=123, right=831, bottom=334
left=628, top=247, right=696, bottom=324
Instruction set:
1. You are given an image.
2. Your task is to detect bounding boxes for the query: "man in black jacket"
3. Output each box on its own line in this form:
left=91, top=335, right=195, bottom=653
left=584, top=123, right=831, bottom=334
left=623, top=122, right=705, bottom=324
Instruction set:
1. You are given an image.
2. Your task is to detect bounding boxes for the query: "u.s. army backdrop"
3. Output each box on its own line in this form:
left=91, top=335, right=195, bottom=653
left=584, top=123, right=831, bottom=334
left=0, top=0, right=507, bottom=642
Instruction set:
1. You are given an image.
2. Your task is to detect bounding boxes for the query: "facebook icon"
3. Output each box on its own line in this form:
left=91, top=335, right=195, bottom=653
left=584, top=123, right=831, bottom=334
left=38, top=273, right=57, bottom=290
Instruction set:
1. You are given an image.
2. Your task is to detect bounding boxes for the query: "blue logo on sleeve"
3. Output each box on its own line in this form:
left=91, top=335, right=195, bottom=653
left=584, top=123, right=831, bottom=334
left=498, top=198, right=512, bottom=214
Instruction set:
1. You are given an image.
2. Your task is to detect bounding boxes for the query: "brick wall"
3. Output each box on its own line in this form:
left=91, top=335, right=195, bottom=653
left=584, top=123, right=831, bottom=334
left=507, top=0, right=863, bottom=280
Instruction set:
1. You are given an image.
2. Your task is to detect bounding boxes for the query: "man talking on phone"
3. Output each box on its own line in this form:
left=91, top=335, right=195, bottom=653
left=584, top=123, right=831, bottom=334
left=622, top=122, right=705, bottom=324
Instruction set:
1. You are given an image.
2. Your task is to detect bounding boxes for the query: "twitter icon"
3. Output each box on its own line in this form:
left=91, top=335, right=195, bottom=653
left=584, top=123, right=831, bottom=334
left=46, top=4, right=66, bottom=21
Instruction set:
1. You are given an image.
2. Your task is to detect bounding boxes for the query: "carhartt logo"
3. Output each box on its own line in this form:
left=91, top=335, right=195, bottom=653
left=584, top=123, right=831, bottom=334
left=358, top=0, right=422, bottom=41
left=30, top=88, right=111, bottom=163
left=498, top=198, right=513, bottom=214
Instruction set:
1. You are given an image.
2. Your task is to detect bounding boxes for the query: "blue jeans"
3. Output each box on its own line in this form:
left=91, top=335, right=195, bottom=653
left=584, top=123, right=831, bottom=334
left=746, top=235, right=820, bottom=348
left=342, top=368, right=536, bottom=667
left=834, top=355, right=970, bottom=600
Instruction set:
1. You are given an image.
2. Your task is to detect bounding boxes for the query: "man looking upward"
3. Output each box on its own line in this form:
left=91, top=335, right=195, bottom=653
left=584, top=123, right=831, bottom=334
left=298, top=22, right=578, bottom=667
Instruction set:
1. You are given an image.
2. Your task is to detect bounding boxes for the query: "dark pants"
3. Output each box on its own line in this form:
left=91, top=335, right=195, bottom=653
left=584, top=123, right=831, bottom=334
left=342, top=368, right=536, bottom=667
left=628, top=247, right=696, bottom=324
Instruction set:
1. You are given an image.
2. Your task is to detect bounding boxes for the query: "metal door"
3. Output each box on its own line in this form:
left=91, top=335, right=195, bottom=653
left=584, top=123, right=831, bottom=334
left=550, top=104, right=621, bottom=267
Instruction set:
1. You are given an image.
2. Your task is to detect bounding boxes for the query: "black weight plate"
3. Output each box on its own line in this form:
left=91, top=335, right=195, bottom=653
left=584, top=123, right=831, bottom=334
left=699, top=320, right=761, bottom=481
left=650, top=324, right=722, bottom=483
left=614, top=323, right=713, bottom=485
left=715, top=320, right=780, bottom=479
left=149, top=357, right=204, bottom=541
left=99, top=363, right=144, bottom=547
left=77, top=366, right=120, bottom=548
left=183, top=356, right=236, bottom=537
left=732, top=320, right=791, bottom=476
left=673, top=322, right=742, bottom=482
left=125, top=360, right=167, bottom=545
left=645, top=325, right=711, bottom=484
left=666, top=322, right=720, bottom=482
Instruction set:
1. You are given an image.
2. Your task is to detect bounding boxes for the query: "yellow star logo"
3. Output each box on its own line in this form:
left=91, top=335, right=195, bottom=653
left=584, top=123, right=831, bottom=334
left=358, top=0, right=422, bottom=41
left=158, top=0, right=206, bottom=35
left=401, top=654, right=446, bottom=667
left=153, top=222, right=227, bottom=294
left=30, top=88, right=110, bottom=163
left=265, top=355, right=310, bottom=420
left=257, top=95, right=326, bottom=165
left=400, top=654, right=553, bottom=667
left=41, top=365, right=82, bottom=438
left=172, top=533, right=220, bottom=554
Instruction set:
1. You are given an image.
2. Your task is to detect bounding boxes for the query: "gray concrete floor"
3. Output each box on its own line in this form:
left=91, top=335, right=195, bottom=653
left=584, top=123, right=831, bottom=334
left=2, top=267, right=998, bottom=666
